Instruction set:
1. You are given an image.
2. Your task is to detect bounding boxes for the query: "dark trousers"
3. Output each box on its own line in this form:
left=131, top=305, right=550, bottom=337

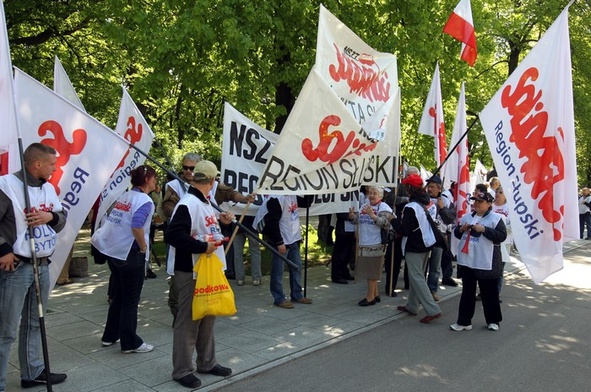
left=579, top=212, right=591, bottom=239
left=384, top=239, right=403, bottom=295
left=330, top=231, right=355, bottom=281
left=457, top=267, right=502, bottom=326
left=101, top=249, right=146, bottom=351
left=441, top=247, right=453, bottom=281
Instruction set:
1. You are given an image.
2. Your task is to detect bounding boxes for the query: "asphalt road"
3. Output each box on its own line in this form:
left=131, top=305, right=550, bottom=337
left=215, top=244, right=591, bottom=392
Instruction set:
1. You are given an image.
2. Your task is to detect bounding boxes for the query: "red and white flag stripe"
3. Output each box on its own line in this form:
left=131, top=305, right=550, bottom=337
left=443, top=0, right=477, bottom=66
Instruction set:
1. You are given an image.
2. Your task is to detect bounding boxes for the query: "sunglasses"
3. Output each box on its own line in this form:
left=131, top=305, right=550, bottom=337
left=182, top=165, right=195, bottom=171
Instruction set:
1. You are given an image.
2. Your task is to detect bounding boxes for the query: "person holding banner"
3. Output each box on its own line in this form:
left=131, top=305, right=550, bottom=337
left=391, top=174, right=442, bottom=323
left=0, top=143, right=68, bottom=389
left=348, top=186, right=393, bottom=306
left=450, top=184, right=507, bottom=332
left=165, top=160, right=234, bottom=389
left=91, top=165, right=157, bottom=353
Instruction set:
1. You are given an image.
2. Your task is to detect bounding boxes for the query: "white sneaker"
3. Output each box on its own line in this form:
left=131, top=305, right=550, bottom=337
left=450, top=323, right=472, bottom=331
left=101, top=339, right=119, bottom=347
left=487, top=323, right=499, bottom=331
left=252, top=279, right=262, bottom=286
left=123, top=343, right=154, bottom=353
left=236, top=279, right=245, bottom=286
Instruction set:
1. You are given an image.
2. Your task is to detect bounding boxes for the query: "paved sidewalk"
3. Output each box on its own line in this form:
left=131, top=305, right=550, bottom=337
left=4, top=229, right=586, bottom=392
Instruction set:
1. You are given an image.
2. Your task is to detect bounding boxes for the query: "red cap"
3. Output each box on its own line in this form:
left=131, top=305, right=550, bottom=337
left=401, top=174, right=424, bottom=188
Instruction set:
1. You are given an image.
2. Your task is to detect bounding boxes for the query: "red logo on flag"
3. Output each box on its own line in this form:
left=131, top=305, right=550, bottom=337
left=501, top=67, right=565, bottom=240
left=38, top=120, right=87, bottom=194
left=114, top=116, right=143, bottom=171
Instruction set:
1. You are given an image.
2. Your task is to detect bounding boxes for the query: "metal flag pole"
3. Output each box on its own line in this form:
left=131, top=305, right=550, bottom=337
left=303, top=205, right=310, bottom=297
left=430, top=115, right=480, bottom=179
left=16, top=139, right=53, bottom=392
left=125, top=141, right=299, bottom=270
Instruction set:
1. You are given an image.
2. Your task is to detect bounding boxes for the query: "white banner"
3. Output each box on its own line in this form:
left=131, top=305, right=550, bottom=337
left=14, top=69, right=128, bottom=288
left=418, top=63, right=446, bottom=166
left=95, top=87, right=155, bottom=229
left=54, top=56, right=86, bottom=112
left=479, top=6, right=578, bottom=283
left=316, top=5, right=400, bottom=185
left=0, top=1, right=18, bottom=174
left=222, top=102, right=360, bottom=216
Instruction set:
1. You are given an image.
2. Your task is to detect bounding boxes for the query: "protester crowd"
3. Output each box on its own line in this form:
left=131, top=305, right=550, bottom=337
left=6, top=145, right=585, bottom=391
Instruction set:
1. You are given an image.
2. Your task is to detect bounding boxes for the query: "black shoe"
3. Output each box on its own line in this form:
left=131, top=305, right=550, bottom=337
left=375, top=295, right=381, bottom=303
left=175, top=373, right=202, bottom=389
left=21, top=370, right=67, bottom=388
left=385, top=290, right=398, bottom=297
left=146, top=269, right=157, bottom=279
left=358, top=298, right=376, bottom=306
left=345, top=274, right=355, bottom=280
left=225, top=272, right=236, bottom=280
left=442, top=278, right=458, bottom=287
left=198, top=364, right=232, bottom=377
left=332, top=279, right=348, bottom=284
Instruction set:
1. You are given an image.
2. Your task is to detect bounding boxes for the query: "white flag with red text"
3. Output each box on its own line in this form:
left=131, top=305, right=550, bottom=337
left=443, top=82, right=470, bottom=255
left=479, top=6, right=577, bottom=283
left=94, top=87, right=155, bottom=230
left=418, top=63, right=446, bottom=166
left=443, top=0, right=477, bottom=66
left=14, top=68, right=128, bottom=289
left=54, top=56, right=86, bottom=112
left=0, top=1, right=18, bottom=175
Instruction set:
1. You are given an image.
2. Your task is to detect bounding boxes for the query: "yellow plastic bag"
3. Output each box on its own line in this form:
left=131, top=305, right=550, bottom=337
left=192, top=253, right=237, bottom=320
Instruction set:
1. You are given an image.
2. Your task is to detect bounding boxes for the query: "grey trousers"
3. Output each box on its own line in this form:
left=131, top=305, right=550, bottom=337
left=404, top=251, right=441, bottom=316
left=172, top=270, right=217, bottom=380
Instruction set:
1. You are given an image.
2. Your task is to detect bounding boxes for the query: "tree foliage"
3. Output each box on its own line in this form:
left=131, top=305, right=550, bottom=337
left=4, top=0, right=591, bottom=184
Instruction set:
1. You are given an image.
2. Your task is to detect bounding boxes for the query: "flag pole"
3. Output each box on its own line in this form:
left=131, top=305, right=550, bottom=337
left=124, top=141, right=299, bottom=270
left=431, top=114, right=480, bottom=178
left=16, top=139, right=53, bottom=392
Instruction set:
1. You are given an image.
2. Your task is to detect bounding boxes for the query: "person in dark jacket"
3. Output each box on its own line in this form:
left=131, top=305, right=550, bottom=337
left=450, top=184, right=507, bottom=332
left=391, top=174, right=442, bottom=324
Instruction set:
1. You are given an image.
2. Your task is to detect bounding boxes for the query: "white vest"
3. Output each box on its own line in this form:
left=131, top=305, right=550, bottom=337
left=0, top=174, right=62, bottom=258
left=276, top=195, right=302, bottom=246
left=358, top=202, right=392, bottom=246
left=456, top=212, right=502, bottom=270
left=91, top=190, right=154, bottom=261
left=166, top=191, right=227, bottom=276
left=401, top=202, right=436, bottom=254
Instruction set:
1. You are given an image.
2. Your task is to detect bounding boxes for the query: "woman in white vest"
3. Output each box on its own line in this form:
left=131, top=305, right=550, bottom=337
left=91, top=165, right=157, bottom=353
left=450, top=184, right=507, bottom=332
left=348, top=186, right=393, bottom=306
left=391, top=174, right=442, bottom=323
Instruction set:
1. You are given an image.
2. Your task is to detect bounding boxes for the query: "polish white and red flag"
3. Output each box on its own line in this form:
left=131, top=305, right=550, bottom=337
left=479, top=5, right=577, bottom=283
left=418, top=62, right=446, bottom=166
left=0, top=1, right=18, bottom=175
left=14, top=68, right=128, bottom=289
left=443, top=0, right=477, bottom=67
left=443, top=82, right=470, bottom=255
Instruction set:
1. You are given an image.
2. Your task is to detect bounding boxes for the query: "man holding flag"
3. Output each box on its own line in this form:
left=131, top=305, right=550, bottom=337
left=0, top=143, right=68, bottom=390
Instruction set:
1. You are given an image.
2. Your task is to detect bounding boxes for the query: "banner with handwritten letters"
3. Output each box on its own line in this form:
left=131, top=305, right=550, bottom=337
left=14, top=69, right=128, bottom=288
left=221, top=103, right=360, bottom=216
left=94, top=87, right=155, bottom=230
left=480, top=6, right=578, bottom=283
left=316, top=5, right=400, bottom=186
left=0, top=1, right=18, bottom=175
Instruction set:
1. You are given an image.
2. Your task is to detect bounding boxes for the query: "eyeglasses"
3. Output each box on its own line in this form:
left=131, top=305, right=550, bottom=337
left=182, top=165, right=195, bottom=172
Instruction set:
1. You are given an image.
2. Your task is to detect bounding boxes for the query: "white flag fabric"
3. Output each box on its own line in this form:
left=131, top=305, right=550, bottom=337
left=418, top=63, right=447, bottom=166
left=479, top=6, right=577, bottom=283
left=444, top=83, right=471, bottom=255
left=471, top=159, right=488, bottom=189
left=0, top=1, right=18, bottom=174
left=54, top=56, right=86, bottom=112
left=94, top=87, right=155, bottom=230
left=256, top=68, right=378, bottom=195
left=14, top=68, right=129, bottom=289
left=221, top=102, right=360, bottom=215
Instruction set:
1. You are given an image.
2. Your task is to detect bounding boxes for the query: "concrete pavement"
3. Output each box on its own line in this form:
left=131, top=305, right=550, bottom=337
left=3, top=228, right=588, bottom=391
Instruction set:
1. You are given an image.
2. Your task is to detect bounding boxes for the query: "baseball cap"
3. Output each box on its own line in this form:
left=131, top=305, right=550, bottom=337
left=401, top=174, right=424, bottom=188
left=192, top=160, right=219, bottom=181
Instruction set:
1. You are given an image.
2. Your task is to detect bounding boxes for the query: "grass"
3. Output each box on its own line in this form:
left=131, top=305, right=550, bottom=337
left=151, top=224, right=334, bottom=277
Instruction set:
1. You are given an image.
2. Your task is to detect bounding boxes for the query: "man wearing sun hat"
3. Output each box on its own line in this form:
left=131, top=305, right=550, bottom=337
left=165, top=160, right=235, bottom=389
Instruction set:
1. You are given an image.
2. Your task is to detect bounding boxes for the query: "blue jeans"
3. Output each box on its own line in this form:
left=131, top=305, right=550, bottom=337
left=101, top=250, right=146, bottom=351
left=427, top=246, right=443, bottom=293
left=0, top=262, right=50, bottom=391
left=233, top=231, right=262, bottom=281
left=270, top=243, right=303, bottom=304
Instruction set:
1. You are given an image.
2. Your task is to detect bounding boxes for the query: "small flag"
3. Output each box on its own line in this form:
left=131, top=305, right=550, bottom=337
left=443, top=0, right=477, bottom=66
